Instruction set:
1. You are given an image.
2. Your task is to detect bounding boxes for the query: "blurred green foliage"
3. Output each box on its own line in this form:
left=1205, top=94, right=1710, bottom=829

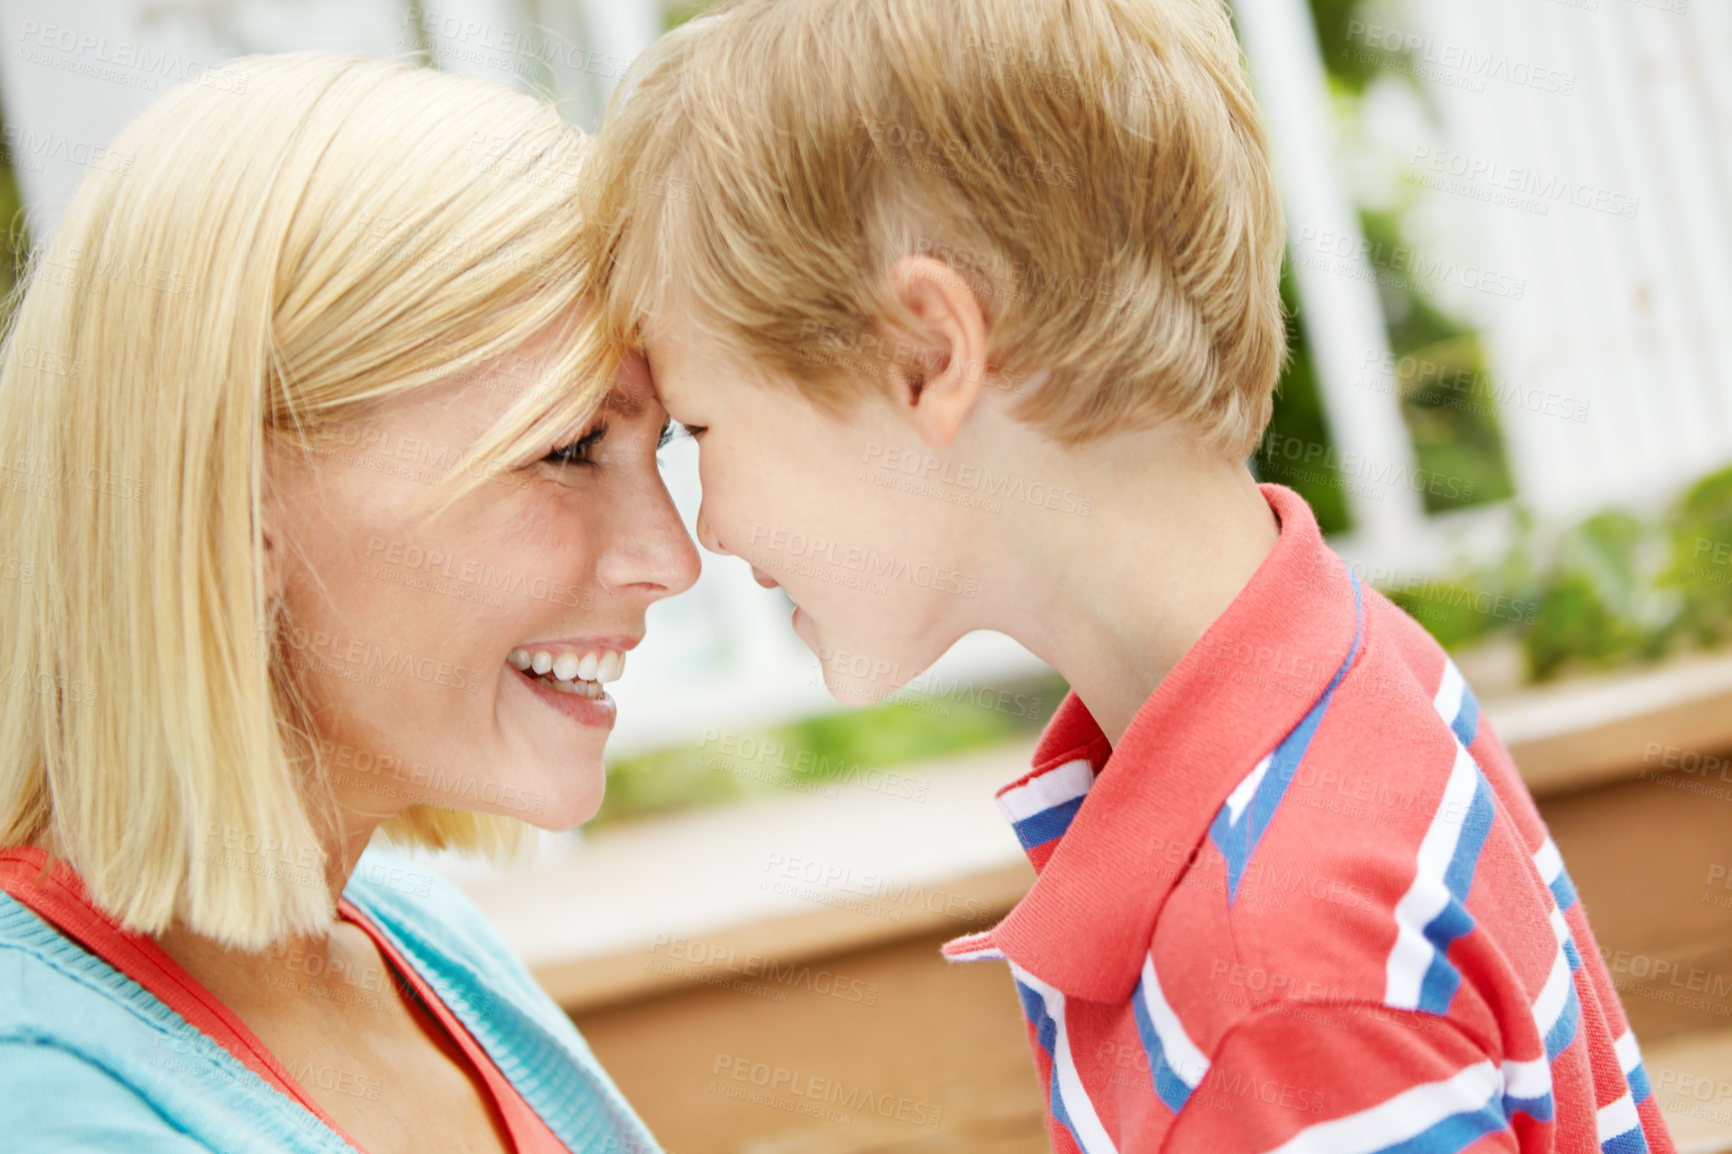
left=1253, top=263, right=1350, bottom=532
left=663, top=1, right=711, bottom=30
left=1258, top=215, right=1514, bottom=531
left=1360, top=209, right=1515, bottom=514
left=1386, top=465, right=1732, bottom=682
left=0, top=115, right=23, bottom=304
left=1666, top=470, right=1732, bottom=650
left=595, top=672, right=1065, bottom=828
left=1303, top=0, right=1392, bottom=94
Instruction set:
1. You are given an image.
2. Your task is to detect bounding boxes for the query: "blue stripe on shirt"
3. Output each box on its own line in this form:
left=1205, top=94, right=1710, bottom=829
left=1545, top=981, right=1582, bottom=1061
left=1415, top=771, right=1496, bottom=1013
left=1014, top=977, right=1096, bottom=1154
left=1376, top=1103, right=1510, bottom=1154
left=1550, top=870, right=1579, bottom=914
left=1628, top=1062, right=1651, bottom=1105
left=1450, top=682, right=1481, bottom=749
left=1602, top=1126, right=1650, bottom=1154
left=1210, top=569, right=1365, bottom=902
left=1131, top=981, right=1192, bottom=1113
left=1012, top=796, right=1086, bottom=852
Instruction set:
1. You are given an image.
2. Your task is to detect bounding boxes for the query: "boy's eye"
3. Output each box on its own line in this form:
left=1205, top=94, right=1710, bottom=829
left=544, top=422, right=607, bottom=467
left=657, top=420, right=676, bottom=450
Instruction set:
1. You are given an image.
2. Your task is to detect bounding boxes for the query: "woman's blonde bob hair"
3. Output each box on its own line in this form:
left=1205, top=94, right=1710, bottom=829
left=0, top=52, right=609, bottom=948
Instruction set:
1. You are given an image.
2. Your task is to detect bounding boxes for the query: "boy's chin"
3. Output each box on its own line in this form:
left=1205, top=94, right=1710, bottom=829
left=820, top=672, right=900, bottom=709
left=799, top=619, right=911, bottom=706
left=791, top=603, right=816, bottom=648
left=797, top=606, right=959, bottom=708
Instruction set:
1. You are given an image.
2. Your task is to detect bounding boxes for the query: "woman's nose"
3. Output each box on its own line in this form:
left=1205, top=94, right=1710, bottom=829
left=597, top=479, right=701, bottom=599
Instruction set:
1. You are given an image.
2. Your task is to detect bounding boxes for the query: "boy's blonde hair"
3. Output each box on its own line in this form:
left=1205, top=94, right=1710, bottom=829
left=0, top=53, right=609, bottom=948
left=587, top=0, right=1287, bottom=455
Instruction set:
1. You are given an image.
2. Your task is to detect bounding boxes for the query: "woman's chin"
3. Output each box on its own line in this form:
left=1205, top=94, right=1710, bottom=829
left=517, top=777, right=606, bottom=832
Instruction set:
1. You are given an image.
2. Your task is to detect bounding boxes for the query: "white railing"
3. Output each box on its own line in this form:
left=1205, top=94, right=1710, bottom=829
left=1234, top=0, right=1427, bottom=556
left=0, top=0, right=1725, bottom=756
left=1393, top=0, right=1732, bottom=523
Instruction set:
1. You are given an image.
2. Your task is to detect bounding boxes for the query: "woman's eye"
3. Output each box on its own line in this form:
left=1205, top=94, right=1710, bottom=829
left=544, top=423, right=607, bottom=467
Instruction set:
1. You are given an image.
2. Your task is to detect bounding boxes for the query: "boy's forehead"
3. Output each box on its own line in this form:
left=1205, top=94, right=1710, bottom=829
left=640, top=330, right=705, bottom=402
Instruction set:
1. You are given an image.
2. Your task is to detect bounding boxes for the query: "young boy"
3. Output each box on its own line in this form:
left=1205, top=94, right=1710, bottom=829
left=585, top=0, right=1672, bottom=1149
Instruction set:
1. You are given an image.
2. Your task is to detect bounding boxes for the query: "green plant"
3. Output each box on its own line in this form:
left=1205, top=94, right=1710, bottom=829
left=1386, top=465, right=1732, bottom=682
left=1660, top=469, right=1732, bottom=650
left=594, top=672, right=1065, bottom=828
left=1256, top=263, right=1351, bottom=534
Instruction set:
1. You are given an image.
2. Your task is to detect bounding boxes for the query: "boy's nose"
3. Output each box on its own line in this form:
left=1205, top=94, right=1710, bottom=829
left=695, top=503, right=730, bottom=556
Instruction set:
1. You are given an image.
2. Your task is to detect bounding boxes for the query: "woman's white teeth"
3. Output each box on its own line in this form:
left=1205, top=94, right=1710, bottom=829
left=545, top=676, right=606, bottom=699
left=510, top=647, right=628, bottom=687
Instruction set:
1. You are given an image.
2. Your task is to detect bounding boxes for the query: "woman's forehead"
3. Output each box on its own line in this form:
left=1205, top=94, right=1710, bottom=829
left=606, top=350, right=661, bottom=417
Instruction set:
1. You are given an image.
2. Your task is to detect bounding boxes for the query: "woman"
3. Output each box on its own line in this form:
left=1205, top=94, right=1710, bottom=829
left=0, top=53, right=697, bottom=1153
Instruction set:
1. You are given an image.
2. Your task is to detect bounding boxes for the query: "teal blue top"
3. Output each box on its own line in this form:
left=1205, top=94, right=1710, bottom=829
left=0, top=849, right=660, bottom=1154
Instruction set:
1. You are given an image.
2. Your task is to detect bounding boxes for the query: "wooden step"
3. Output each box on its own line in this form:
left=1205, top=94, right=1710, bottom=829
left=1646, top=1028, right=1732, bottom=1153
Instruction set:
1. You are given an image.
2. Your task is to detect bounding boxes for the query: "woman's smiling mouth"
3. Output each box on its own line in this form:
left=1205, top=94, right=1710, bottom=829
left=507, top=637, right=639, bottom=723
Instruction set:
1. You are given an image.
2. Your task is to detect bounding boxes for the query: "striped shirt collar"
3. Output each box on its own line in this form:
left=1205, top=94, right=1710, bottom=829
left=952, top=484, right=1362, bottom=1002
left=995, top=750, right=1110, bottom=873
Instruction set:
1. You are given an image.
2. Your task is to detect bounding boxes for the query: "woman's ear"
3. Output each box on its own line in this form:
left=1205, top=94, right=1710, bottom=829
left=261, top=527, right=280, bottom=594
left=884, top=256, right=991, bottom=449
left=257, top=435, right=294, bottom=604
left=251, top=473, right=286, bottom=663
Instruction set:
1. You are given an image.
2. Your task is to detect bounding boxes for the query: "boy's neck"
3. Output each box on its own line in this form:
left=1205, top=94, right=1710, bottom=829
left=991, top=427, right=1280, bottom=748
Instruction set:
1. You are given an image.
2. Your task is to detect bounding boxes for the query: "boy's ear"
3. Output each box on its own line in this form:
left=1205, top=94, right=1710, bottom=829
left=884, top=256, right=990, bottom=449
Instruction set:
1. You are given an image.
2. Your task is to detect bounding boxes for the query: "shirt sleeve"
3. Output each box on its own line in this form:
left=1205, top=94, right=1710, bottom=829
left=0, top=1041, right=210, bottom=1152
left=1159, top=1003, right=1521, bottom=1154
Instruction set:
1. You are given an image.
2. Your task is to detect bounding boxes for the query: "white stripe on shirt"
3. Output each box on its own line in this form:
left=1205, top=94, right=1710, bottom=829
left=1385, top=744, right=1481, bottom=1009
left=998, top=759, right=1096, bottom=824
left=1433, top=660, right=1467, bottom=731
left=1501, top=1054, right=1552, bottom=1104
left=1010, top=961, right=1120, bottom=1154
left=1137, top=954, right=1211, bottom=1090
left=1532, top=909, right=1576, bottom=1041
left=1265, top=1061, right=1503, bottom=1154
left=1222, top=755, right=1273, bottom=826
left=1597, top=1093, right=1640, bottom=1143
left=1614, top=1029, right=1643, bottom=1077
left=1534, top=837, right=1566, bottom=891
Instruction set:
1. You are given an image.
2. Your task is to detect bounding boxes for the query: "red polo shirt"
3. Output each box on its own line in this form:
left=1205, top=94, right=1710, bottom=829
left=945, top=484, right=1672, bottom=1153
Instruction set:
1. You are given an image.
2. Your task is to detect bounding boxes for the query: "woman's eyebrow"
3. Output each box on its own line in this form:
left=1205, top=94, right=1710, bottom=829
left=603, top=387, right=646, bottom=419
